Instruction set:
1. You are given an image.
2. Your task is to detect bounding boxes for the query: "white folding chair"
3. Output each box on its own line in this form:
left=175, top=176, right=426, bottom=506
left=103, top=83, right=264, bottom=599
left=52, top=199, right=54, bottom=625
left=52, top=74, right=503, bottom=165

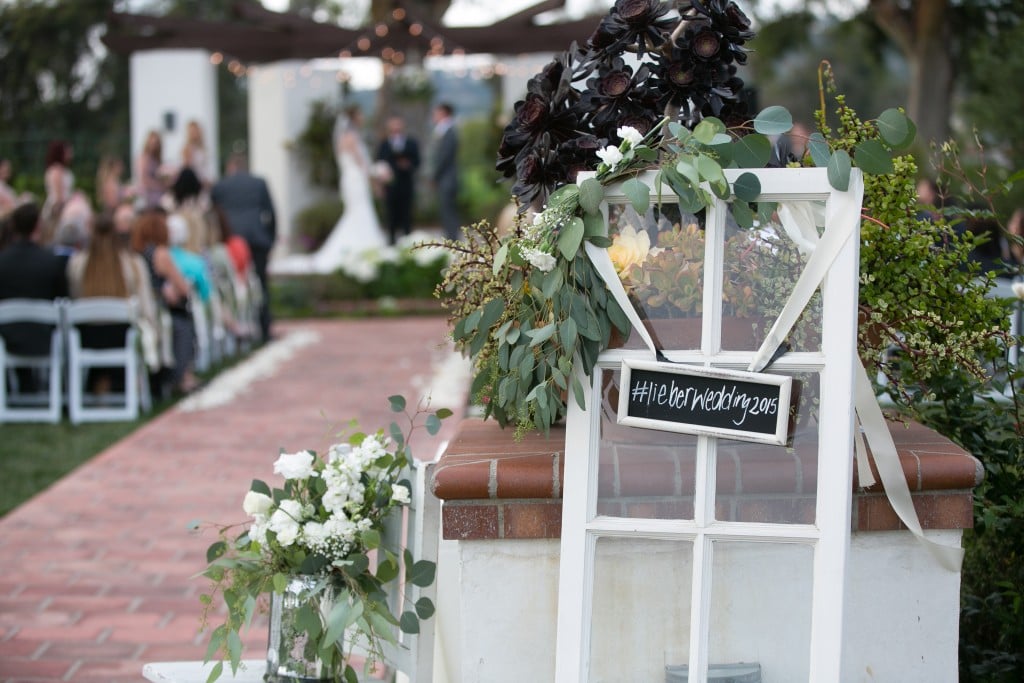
left=191, top=293, right=212, bottom=373
left=65, top=297, right=151, bottom=424
left=377, top=460, right=440, bottom=683
left=0, top=298, right=64, bottom=423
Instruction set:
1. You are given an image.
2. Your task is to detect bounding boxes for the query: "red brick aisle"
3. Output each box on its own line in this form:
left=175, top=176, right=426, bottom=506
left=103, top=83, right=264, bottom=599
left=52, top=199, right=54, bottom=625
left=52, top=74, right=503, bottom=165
left=0, top=318, right=469, bottom=683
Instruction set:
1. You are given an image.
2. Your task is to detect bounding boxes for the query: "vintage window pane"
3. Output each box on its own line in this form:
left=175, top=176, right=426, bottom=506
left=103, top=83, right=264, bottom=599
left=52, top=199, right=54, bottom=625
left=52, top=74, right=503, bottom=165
left=721, top=200, right=826, bottom=352
left=589, top=537, right=694, bottom=682
left=714, top=371, right=821, bottom=525
left=606, top=202, right=706, bottom=351
left=706, top=541, right=814, bottom=682
left=598, top=367, right=699, bottom=521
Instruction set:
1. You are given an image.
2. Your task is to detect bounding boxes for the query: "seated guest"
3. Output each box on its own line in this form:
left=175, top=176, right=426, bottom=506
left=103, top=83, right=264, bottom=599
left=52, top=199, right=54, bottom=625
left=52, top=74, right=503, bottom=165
left=0, top=201, right=68, bottom=354
left=112, top=201, right=167, bottom=374
left=67, top=211, right=160, bottom=394
left=132, top=209, right=199, bottom=396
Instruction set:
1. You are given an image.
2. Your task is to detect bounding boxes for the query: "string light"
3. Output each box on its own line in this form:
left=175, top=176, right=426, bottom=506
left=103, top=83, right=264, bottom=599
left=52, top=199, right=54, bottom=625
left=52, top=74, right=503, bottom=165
left=392, top=8, right=406, bottom=20
left=375, top=23, right=388, bottom=37
left=357, top=37, right=371, bottom=51
left=339, top=49, right=351, bottom=58
left=382, top=47, right=395, bottom=60
left=210, top=52, right=223, bottom=65
left=409, top=23, right=423, bottom=36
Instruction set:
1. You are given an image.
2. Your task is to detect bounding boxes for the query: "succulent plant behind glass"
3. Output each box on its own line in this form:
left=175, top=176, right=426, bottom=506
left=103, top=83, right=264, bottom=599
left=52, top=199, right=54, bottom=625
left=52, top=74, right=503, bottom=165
left=496, top=0, right=757, bottom=211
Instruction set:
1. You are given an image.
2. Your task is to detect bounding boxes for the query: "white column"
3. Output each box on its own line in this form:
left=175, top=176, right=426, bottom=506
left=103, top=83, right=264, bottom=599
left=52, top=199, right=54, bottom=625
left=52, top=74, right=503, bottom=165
left=247, top=61, right=339, bottom=258
left=130, top=50, right=218, bottom=183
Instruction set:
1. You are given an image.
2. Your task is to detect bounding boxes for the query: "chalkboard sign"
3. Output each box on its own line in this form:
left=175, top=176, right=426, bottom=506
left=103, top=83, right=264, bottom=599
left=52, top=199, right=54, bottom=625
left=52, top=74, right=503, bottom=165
left=617, top=359, right=793, bottom=445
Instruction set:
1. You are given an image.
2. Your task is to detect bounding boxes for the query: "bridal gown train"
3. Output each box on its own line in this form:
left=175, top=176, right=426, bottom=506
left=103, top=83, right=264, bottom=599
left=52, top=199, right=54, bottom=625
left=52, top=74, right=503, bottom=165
left=272, top=136, right=388, bottom=275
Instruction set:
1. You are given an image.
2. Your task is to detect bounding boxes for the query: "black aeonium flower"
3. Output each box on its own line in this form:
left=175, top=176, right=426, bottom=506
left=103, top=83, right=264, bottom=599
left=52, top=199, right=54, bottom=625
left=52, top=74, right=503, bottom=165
left=585, top=0, right=674, bottom=60
left=512, top=134, right=566, bottom=211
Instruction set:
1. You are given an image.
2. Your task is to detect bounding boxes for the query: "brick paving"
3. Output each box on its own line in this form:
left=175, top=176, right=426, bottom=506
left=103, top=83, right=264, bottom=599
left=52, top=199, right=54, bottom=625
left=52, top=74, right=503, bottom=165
left=0, top=317, right=469, bottom=683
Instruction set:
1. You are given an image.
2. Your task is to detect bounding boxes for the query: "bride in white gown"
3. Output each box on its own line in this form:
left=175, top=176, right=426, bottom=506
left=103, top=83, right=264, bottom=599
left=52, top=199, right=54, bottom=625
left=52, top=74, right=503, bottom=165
left=272, top=106, right=388, bottom=275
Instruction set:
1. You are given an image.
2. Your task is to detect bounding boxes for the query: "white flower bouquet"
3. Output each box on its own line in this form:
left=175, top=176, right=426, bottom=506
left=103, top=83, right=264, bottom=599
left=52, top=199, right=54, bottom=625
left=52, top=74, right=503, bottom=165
left=198, top=396, right=450, bottom=682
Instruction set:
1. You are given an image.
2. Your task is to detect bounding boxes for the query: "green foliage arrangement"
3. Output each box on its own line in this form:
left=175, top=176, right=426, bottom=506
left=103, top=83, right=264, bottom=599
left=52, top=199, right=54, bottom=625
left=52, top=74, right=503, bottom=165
left=197, top=397, right=450, bottom=683
left=292, top=198, right=344, bottom=253
left=434, top=2, right=1013, bottom=446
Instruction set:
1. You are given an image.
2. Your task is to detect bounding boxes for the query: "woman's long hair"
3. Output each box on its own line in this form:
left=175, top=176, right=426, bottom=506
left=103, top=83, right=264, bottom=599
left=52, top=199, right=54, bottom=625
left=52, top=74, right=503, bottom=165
left=81, top=211, right=128, bottom=298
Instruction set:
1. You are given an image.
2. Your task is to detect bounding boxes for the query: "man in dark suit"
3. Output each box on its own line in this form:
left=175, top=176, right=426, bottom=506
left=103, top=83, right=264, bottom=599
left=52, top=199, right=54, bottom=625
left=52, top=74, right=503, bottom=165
left=211, top=152, right=277, bottom=342
left=0, top=201, right=68, bottom=357
left=376, top=116, right=420, bottom=245
left=431, top=103, right=460, bottom=241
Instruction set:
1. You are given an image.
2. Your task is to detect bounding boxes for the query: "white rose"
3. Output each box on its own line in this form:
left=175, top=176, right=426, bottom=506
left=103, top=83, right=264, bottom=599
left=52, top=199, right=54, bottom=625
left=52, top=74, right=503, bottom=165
left=608, top=223, right=652, bottom=276
left=268, top=500, right=304, bottom=547
left=522, top=247, right=557, bottom=272
left=273, top=450, right=316, bottom=480
left=391, top=484, right=411, bottom=505
left=617, top=126, right=643, bottom=146
left=242, top=490, right=273, bottom=516
left=1012, top=282, right=1024, bottom=300
left=596, top=145, right=624, bottom=168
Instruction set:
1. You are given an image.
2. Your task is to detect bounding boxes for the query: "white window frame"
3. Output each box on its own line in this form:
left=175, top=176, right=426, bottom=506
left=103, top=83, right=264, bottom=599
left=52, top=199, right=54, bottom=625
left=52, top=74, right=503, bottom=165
left=555, top=168, right=863, bottom=683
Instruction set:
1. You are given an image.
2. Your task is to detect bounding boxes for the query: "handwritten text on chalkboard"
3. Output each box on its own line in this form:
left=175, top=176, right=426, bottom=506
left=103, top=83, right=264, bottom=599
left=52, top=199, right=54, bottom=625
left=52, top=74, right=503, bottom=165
left=618, top=360, right=793, bottom=445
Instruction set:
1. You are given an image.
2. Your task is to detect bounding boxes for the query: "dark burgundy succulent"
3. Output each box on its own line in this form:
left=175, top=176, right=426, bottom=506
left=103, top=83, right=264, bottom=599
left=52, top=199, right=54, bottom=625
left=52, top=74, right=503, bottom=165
left=495, top=0, right=758, bottom=210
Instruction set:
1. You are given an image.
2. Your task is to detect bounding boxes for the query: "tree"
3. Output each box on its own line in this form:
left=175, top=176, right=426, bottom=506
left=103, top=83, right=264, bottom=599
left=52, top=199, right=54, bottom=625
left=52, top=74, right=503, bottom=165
left=0, top=0, right=128, bottom=193
left=867, top=0, right=1020, bottom=147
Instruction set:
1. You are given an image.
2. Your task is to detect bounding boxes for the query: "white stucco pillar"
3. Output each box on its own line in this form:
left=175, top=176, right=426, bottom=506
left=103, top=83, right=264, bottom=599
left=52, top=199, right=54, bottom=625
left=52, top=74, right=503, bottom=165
left=130, top=50, right=218, bottom=183
left=247, top=61, right=340, bottom=258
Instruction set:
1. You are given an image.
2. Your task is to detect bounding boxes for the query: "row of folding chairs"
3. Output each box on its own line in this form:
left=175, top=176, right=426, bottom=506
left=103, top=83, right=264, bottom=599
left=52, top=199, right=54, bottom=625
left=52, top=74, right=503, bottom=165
left=0, top=297, right=150, bottom=424
left=191, top=267, right=263, bottom=374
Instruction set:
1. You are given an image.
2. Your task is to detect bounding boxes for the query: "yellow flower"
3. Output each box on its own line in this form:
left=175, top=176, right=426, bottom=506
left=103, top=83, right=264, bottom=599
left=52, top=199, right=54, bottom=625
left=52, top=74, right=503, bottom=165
left=608, top=223, right=652, bottom=276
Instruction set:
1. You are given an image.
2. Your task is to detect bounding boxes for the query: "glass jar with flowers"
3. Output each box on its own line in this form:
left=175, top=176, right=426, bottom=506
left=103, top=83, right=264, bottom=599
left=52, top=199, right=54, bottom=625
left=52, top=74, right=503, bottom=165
left=197, top=396, right=449, bottom=683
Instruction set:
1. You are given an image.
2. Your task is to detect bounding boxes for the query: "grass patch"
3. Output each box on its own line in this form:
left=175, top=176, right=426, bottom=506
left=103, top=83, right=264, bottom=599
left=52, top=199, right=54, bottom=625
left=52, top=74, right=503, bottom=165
left=0, top=419, right=145, bottom=517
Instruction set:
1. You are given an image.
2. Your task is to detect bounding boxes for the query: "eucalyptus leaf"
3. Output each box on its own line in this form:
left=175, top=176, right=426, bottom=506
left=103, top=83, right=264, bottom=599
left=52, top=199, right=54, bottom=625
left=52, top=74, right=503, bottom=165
left=558, top=217, right=585, bottom=260
left=731, top=200, right=755, bottom=228
left=668, top=121, right=689, bottom=141
left=693, top=116, right=725, bottom=144
left=249, top=479, right=271, bottom=497
left=400, top=611, right=421, bottom=634
left=711, top=141, right=734, bottom=166
left=408, top=559, right=437, bottom=587
left=479, top=297, right=506, bottom=334
left=582, top=211, right=604, bottom=237
left=578, top=177, right=604, bottom=214
left=731, top=134, right=772, bottom=168
left=876, top=108, right=913, bottom=149
left=560, top=316, right=578, bottom=350
left=753, top=105, right=793, bottom=135
left=425, top=413, right=442, bottom=435
left=528, top=323, right=557, bottom=347
left=547, top=183, right=579, bottom=205
left=415, top=596, right=436, bottom=619
left=621, top=177, right=650, bottom=214
left=732, top=172, right=761, bottom=202
left=827, top=149, right=852, bottom=191
left=572, top=375, right=587, bottom=410
left=324, top=600, right=353, bottom=646
left=807, top=132, right=830, bottom=168
left=376, top=555, right=399, bottom=583
left=709, top=133, right=732, bottom=146
left=492, top=243, right=508, bottom=276
left=387, top=395, right=406, bottom=412
left=587, top=235, right=612, bottom=248
left=541, top=267, right=563, bottom=299
left=635, top=146, right=658, bottom=162
left=853, top=139, right=894, bottom=175
left=205, top=661, right=223, bottom=683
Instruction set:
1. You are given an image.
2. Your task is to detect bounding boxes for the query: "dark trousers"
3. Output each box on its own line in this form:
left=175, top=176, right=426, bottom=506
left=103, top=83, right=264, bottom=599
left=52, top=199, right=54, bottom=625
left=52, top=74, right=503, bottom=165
left=251, top=247, right=272, bottom=342
left=385, top=182, right=414, bottom=245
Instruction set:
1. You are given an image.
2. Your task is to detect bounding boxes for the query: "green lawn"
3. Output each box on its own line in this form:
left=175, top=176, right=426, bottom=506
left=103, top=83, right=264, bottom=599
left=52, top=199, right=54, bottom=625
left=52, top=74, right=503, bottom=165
left=0, top=419, right=145, bottom=517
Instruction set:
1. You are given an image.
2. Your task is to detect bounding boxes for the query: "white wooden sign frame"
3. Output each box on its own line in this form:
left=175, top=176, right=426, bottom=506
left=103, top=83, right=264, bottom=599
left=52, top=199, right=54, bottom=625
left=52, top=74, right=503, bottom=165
left=555, top=168, right=863, bottom=683
left=618, top=358, right=794, bottom=446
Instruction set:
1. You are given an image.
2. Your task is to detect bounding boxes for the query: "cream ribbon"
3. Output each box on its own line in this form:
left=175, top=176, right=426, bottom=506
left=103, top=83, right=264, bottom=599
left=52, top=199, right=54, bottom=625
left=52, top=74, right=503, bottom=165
left=586, top=170, right=962, bottom=572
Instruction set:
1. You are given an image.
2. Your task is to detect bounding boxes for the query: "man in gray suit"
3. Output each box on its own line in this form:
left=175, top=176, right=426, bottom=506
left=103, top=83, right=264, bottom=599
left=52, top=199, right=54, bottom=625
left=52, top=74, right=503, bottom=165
left=211, top=152, right=277, bottom=342
left=431, top=103, right=460, bottom=241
